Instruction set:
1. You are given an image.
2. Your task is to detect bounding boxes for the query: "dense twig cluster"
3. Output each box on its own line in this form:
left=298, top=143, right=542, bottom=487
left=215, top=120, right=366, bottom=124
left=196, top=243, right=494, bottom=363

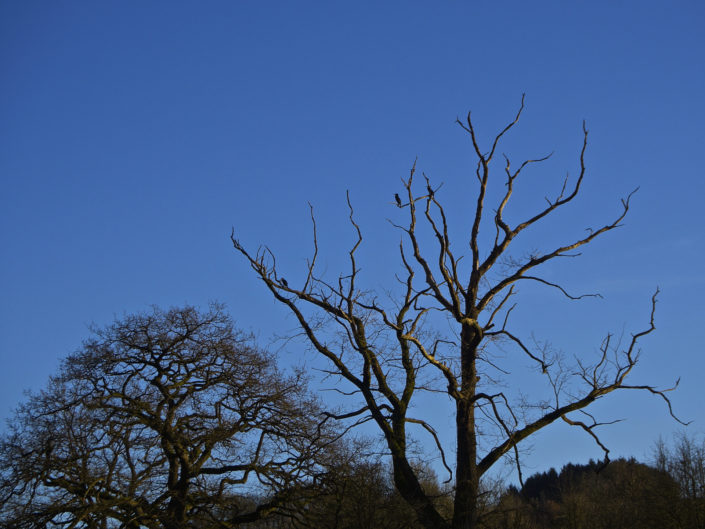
left=0, top=306, right=340, bottom=529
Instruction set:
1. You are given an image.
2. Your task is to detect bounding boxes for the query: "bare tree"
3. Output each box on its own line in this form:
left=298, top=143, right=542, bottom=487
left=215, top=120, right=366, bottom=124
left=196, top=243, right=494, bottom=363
left=0, top=305, right=340, bottom=529
left=654, top=432, right=705, bottom=528
left=231, top=98, right=684, bottom=529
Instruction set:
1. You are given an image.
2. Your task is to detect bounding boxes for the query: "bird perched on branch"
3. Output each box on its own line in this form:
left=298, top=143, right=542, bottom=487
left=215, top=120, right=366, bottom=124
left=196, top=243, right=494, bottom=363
left=280, top=278, right=288, bottom=287
left=395, top=193, right=402, bottom=207
left=426, top=184, right=434, bottom=198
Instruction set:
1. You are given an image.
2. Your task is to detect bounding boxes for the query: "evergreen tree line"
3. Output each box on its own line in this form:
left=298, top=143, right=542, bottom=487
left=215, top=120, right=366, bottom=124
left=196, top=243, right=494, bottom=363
left=495, top=436, right=705, bottom=529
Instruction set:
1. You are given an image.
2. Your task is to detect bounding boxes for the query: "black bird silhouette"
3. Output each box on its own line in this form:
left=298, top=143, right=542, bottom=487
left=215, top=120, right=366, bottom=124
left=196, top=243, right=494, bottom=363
left=394, top=193, right=402, bottom=207
left=426, top=184, right=434, bottom=197
left=280, top=278, right=288, bottom=287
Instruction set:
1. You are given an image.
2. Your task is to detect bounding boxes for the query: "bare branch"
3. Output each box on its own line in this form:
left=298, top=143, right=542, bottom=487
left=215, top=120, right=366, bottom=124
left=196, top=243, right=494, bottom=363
left=406, top=418, right=453, bottom=483
left=478, top=188, right=638, bottom=312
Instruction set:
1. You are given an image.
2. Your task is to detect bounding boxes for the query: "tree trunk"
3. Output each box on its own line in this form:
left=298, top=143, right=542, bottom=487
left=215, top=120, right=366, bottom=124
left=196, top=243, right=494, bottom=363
left=453, top=398, right=480, bottom=529
left=453, top=323, right=481, bottom=529
left=391, top=453, right=451, bottom=529
left=164, top=460, right=190, bottom=529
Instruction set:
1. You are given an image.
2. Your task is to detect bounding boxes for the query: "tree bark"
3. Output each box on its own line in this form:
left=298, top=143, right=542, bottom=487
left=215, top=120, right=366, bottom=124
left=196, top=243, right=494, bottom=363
left=453, top=323, right=481, bottom=529
left=391, top=453, right=451, bottom=529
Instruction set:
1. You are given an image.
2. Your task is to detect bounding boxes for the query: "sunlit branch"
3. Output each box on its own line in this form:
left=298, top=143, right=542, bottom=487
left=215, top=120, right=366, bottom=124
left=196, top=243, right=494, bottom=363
left=477, top=187, right=637, bottom=312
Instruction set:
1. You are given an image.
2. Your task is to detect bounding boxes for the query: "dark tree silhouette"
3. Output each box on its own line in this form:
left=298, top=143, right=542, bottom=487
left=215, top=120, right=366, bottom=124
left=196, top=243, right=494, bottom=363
left=0, top=305, right=339, bottom=529
left=232, top=97, right=683, bottom=529
left=654, top=432, right=705, bottom=528
left=495, top=458, right=683, bottom=529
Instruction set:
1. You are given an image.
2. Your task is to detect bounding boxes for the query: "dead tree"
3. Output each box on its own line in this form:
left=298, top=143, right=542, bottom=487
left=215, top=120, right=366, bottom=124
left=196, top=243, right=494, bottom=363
left=232, top=97, right=683, bottom=529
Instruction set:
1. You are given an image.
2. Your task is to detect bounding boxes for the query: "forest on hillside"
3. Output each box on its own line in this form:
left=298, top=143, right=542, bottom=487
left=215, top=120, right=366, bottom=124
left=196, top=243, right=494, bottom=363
left=239, top=438, right=705, bottom=529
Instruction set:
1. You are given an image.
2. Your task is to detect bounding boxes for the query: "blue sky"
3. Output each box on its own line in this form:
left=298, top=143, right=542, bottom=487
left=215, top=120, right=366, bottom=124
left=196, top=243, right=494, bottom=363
left=1, top=1, right=704, bottom=479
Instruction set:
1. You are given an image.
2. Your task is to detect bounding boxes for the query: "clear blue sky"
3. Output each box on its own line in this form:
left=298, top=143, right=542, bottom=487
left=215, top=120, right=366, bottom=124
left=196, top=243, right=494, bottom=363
left=1, top=1, right=703, bottom=479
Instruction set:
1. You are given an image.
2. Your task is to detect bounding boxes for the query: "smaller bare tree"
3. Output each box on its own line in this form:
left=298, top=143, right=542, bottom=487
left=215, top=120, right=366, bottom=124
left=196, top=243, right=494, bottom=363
left=654, top=433, right=705, bottom=528
left=0, top=305, right=339, bottom=529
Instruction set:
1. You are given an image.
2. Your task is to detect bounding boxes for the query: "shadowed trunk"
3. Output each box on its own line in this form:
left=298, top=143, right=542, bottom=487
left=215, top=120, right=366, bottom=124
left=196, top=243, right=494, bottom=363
left=453, top=323, right=481, bottom=529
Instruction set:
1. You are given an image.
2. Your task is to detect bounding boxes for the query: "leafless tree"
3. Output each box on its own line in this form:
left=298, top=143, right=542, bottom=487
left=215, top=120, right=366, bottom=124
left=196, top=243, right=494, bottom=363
left=654, top=432, right=705, bottom=527
left=232, top=97, right=683, bottom=529
left=0, top=305, right=340, bottom=529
